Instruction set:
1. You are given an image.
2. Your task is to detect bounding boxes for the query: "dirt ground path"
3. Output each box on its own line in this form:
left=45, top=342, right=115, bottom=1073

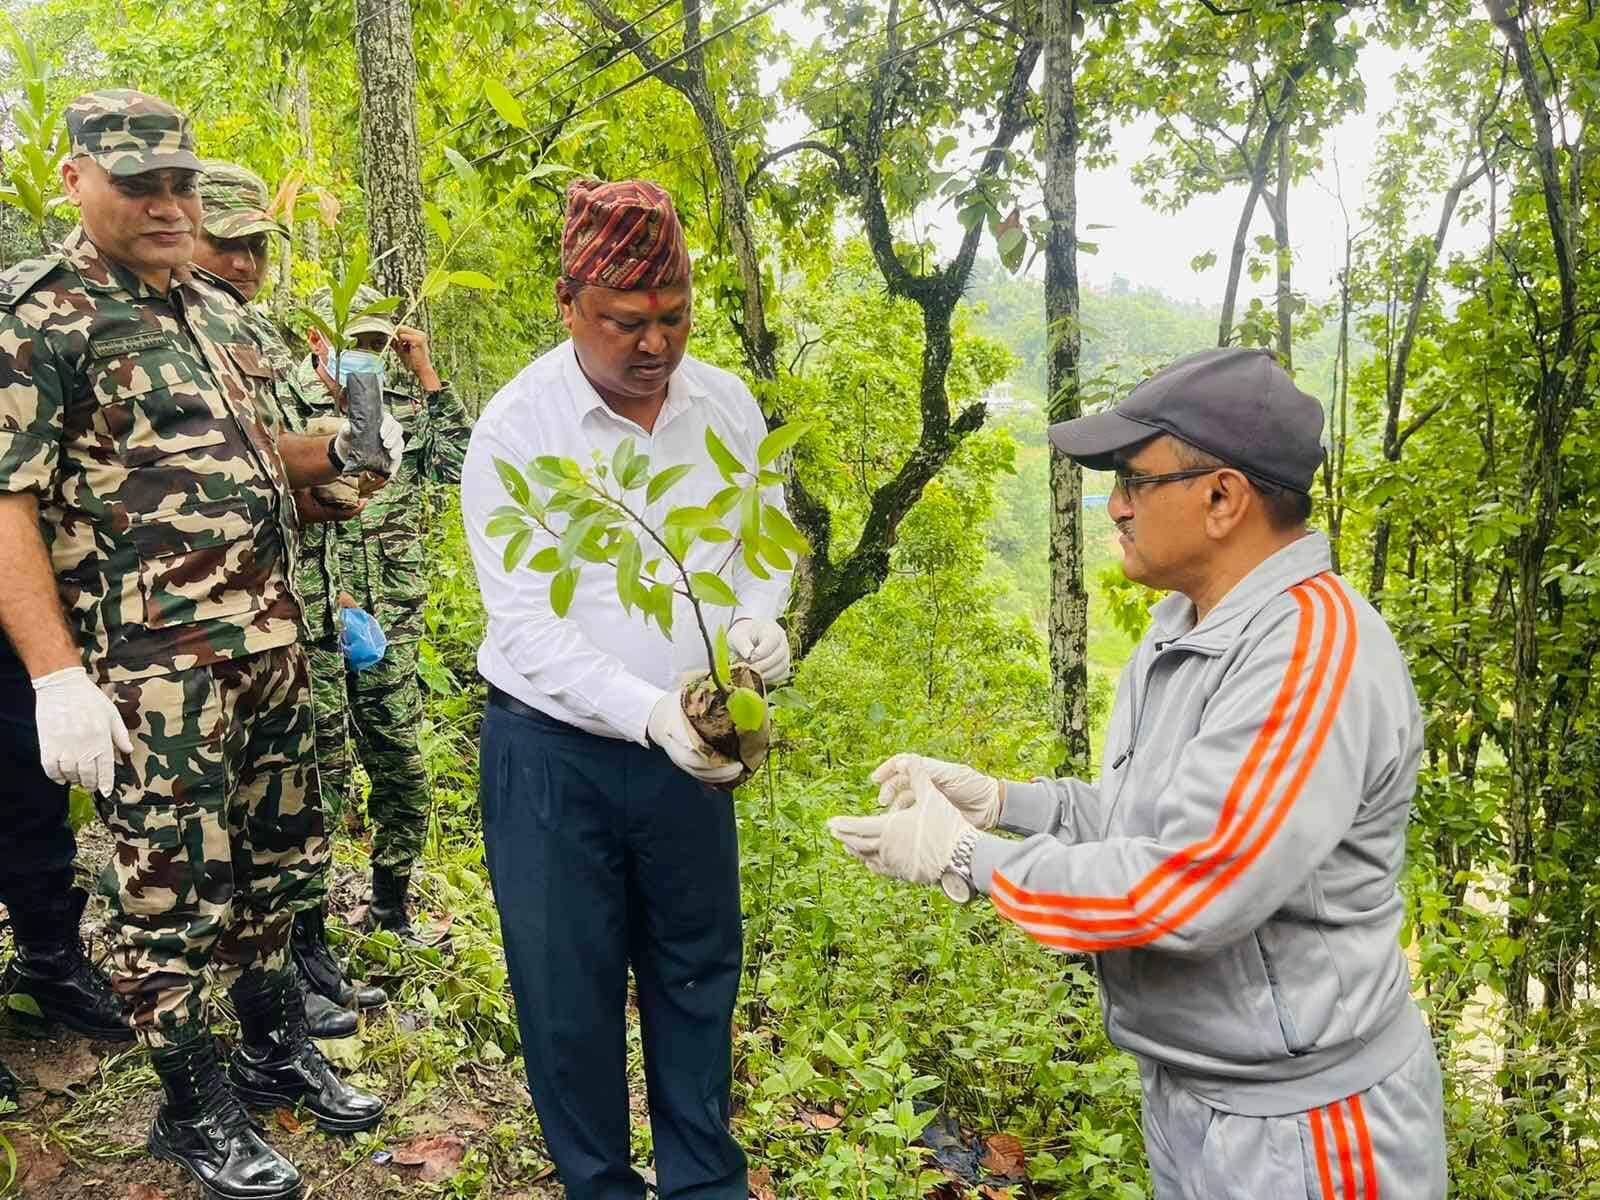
left=0, top=824, right=574, bottom=1200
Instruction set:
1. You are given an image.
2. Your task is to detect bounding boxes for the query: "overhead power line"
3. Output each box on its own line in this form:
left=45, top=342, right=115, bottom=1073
left=424, top=0, right=679, bottom=150
left=460, top=0, right=791, bottom=171
left=635, top=0, right=1014, bottom=178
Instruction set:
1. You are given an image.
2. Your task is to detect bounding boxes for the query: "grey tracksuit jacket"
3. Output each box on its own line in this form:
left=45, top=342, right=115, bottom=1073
left=969, top=533, right=1429, bottom=1116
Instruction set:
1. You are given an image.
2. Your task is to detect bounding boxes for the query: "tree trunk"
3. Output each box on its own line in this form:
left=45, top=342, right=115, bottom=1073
left=1045, top=0, right=1089, bottom=774
left=1366, top=155, right=1485, bottom=603
left=1272, top=122, right=1292, bottom=369
left=1217, top=163, right=1270, bottom=347
left=1485, top=0, right=1594, bottom=1117
left=354, top=0, right=429, bottom=309
left=295, top=64, right=321, bottom=267
left=1325, top=218, right=1351, bottom=573
left=1216, top=50, right=1316, bottom=346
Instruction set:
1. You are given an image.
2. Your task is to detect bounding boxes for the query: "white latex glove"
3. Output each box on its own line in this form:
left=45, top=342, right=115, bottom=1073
left=647, top=691, right=743, bottom=785
left=728, top=618, right=791, bottom=685
left=871, top=753, right=1004, bottom=830
left=827, top=763, right=970, bottom=884
left=332, top=411, right=405, bottom=478
left=32, top=666, right=133, bottom=798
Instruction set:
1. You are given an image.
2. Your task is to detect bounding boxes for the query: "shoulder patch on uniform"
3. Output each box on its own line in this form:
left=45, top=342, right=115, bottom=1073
left=89, top=330, right=174, bottom=358
left=0, top=256, right=63, bottom=310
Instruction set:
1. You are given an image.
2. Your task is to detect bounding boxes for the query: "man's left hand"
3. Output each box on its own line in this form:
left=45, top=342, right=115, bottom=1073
left=392, top=325, right=442, bottom=391
left=827, top=764, right=971, bottom=885
left=729, top=618, right=790, bottom=685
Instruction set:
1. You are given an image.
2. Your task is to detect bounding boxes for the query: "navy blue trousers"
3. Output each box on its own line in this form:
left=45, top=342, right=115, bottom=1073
left=479, top=692, right=747, bottom=1200
left=0, top=645, right=77, bottom=937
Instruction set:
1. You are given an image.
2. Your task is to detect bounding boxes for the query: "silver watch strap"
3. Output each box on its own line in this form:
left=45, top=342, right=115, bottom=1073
left=950, top=827, right=979, bottom=881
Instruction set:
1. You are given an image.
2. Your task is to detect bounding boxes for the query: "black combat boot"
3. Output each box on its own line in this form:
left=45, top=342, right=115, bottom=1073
left=226, top=968, right=384, bottom=1134
left=303, top=981, right=357, bottom=1040
left=292, top=907, right=386, bottom=1010
left=148, top=1028, right=303, bottom=1200
left=0, top=1058, right=17, bottom=1105
left=3, top=885, right=132, bottom=1041
left=368, top=866, right=430, bottom=948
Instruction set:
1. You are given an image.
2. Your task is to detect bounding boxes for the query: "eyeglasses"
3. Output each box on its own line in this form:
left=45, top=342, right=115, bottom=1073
left=1111, top=466, right=1219, bottom=502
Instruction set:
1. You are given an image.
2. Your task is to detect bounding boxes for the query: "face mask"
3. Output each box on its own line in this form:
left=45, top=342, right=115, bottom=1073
left=334, top=348, right=386, bottom=391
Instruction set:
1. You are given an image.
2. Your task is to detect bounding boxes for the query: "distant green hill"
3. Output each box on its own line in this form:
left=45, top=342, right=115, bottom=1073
left=962, top=258, right=1351, bottom=415
left=965, top=259, right=1360, bottom=679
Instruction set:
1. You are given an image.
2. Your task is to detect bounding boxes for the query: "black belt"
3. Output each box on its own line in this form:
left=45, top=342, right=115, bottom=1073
left=487, top=685, right=573, bottom=732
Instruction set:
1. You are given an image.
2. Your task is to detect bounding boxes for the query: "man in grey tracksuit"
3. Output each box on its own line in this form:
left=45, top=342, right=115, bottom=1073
left=829, top=348, right=1446, bottom=1200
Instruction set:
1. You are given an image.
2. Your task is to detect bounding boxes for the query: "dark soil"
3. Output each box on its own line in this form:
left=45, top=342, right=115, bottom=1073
left=0, top=824, right=573, bottom=1200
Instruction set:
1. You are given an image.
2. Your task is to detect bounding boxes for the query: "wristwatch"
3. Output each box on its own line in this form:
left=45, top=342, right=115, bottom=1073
left=941, top=827, right=979, bottom=905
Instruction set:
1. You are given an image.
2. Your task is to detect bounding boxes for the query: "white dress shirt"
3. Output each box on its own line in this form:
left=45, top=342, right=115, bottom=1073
left=462, top=340, right=792, bottom=744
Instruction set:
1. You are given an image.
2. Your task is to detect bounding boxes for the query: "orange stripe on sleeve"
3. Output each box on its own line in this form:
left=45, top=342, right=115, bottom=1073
left=993, top=575, right=1358, bottom=952
left=1309, top=1105, right=1339, bottom=1200
left=989, top=580, right=1315, bottom=920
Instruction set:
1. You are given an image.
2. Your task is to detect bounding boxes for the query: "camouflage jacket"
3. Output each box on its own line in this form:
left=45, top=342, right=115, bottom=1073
left=284, top=355, right=471, bottom=642
left=0, top=227, right=301, bottom=683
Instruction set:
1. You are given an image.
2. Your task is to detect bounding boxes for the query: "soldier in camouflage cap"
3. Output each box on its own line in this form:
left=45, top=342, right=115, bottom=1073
left=289, top=285, right=473, bottom=946
left=64, top=88, right=203, bottom=177
left=0, top=91, right=389, bottom=1200
left=198, top=159, right=290, bottom=241
left=190, top=158, right=391, bottom=1034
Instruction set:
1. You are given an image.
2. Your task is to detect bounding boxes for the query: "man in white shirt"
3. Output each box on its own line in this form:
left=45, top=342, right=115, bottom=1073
left=461, top=179, right=791, bottom=1200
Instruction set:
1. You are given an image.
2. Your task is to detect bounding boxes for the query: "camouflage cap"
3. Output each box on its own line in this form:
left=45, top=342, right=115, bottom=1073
left=65, top=89, right=202, bottom=177
left=307, top=284, right=396, bottom=339
left=198, top=159, right=290, bottom=240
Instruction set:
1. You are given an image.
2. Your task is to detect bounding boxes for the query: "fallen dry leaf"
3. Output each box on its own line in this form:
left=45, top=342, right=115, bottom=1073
left=124, top=1185, right=171, bottom=1200
left=981, top=1133, right=1027, bottom=1180
left=980, top=1187, right=1017, bottom=1200
left=390, top=1133, right=467, bottom=1182
left=749, top=1164, right=777, bottom=1200
left=922, top=1182, right=965, bottom=1200
left=31, top=1040, right=101, bottom=1094
left=799, top=1107, right=840, bottom=1130
left=11, top=1133, right=66, bottom=1190
left=444, top=1103, right=493, bottom=1132
left=274, top=1108, right=305, bottom=1134
left=341, top=903, right=371, bottom=926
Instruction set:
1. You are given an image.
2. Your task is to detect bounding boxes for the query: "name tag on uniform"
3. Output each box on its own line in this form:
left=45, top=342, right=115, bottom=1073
left=90, top=330, right=172, bottom=359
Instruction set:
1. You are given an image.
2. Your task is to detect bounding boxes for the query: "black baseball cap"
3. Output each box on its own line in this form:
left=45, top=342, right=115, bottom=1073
left=1048, top=348, right=1325, bottom=494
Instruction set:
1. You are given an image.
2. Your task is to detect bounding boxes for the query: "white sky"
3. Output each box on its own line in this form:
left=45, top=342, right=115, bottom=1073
left=764, top=14, right=1420, bottom=305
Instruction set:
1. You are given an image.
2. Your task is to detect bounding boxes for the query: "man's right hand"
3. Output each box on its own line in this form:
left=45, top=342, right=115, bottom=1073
left=32, top=667, right=133, bottom=798
left=872, top=753, right=1004, bottom=830
left=647, top=692, right=742, bottom=785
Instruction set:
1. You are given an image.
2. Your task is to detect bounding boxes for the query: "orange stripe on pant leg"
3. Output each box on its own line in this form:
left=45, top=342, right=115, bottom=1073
left=989, top=580, right=1317, bottom=922
left=1329, top=1100, right=1358, bottom=1200
left=989, top=583, right=1323, bottom=937
left=1309, top=1106, right=1339, bottom=1200
left=995, top=577, right=1357, bottom=951
left=1349, top=1094, right=1379, bottom=1200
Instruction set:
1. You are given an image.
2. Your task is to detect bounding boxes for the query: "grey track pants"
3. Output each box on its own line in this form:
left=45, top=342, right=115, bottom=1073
left=1140, top=1037, right=1446, bottom=1200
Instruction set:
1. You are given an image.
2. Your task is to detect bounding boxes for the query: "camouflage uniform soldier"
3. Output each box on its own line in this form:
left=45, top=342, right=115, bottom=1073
left=0, top=92, right=394, bottom=1200
left=191, top=159, right=389, bottom=1033
left=287, top=285, right=471, bottom=942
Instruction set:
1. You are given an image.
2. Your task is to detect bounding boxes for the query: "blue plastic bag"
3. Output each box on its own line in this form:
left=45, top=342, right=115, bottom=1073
left=340, top=605, right=388, bottom=671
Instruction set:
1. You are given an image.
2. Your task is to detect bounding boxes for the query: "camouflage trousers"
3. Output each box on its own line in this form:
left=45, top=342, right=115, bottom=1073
left=101, top=644, right=327, bottom=1048
left=304, top=634, right=429, bottom=873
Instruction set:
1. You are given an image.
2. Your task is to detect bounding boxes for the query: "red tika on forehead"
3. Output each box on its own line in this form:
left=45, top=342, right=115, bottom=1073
left=561, top=179, right=690, bottom=290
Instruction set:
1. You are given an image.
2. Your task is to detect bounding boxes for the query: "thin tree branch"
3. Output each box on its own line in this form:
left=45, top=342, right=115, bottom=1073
left=744, top=138, right=848, bottom=194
